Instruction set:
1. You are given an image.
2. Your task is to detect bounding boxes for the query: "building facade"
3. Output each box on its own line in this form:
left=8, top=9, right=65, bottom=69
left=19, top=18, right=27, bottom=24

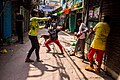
left=101, top=0, right=120, bottom=79
left=0, top=0, right=37, bottom=42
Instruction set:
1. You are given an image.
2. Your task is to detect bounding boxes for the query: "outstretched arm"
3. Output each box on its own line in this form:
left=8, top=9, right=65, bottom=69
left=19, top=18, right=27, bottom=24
left=81, top=23, right=88, bottom=33
left=30, top=17, right=51, bottom=22
left=37, top=17, right=51, bottom=29
left=36, top=17, right=51, bottom=22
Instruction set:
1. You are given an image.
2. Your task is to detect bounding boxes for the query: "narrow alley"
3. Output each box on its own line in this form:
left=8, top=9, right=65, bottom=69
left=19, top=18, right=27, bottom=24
left=0, top=29, right=113, bottom=80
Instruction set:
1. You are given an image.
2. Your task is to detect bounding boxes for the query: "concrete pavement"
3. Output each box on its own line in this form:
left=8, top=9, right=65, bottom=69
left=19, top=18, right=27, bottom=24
left=0, top=29, right=114, bottom=80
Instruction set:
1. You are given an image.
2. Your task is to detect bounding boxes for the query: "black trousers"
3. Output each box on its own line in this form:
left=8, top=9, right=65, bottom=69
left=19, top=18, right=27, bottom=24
left=27, top=35, right=40, bottom=60
left=17, top=32, right=23, bottom=42
left=16, top=22, right=23, bottom=42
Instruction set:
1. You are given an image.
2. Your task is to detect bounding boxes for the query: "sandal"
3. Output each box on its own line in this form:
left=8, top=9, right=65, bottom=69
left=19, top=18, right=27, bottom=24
left=85, top=65, right=94, bottom=71
left=94, top=67, right=100, bottom=73
left=36, top=59, right=43, bottom=62
left=25, top=59, right=34, bottom=62
left=70, top=54, right=75, bottom=56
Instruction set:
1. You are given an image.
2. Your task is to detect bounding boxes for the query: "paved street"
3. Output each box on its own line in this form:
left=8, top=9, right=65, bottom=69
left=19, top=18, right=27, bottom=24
left=0, top=29, right=114, bottom=80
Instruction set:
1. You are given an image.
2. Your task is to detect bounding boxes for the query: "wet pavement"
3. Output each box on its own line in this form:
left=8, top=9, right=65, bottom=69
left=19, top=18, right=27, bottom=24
left=0, top=29, right=114, bottom=80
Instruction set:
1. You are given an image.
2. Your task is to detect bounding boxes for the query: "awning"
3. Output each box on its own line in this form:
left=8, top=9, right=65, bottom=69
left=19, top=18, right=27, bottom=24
left=52, top=6, right=63, bottom=16
left=42, top=9, right=54, bottom=12
left=52, top=5, right=83, bottom=16
left=52, top=6, right=83, bottom=16
left=63, top=8, right=71, bottom=14
left=53, top=6, right=63, bottom=13
left=71, top=6, right=83, bottom=11
left=39, top=5, right=55, bottom=12
left=52, top=10, right=63, bottom=16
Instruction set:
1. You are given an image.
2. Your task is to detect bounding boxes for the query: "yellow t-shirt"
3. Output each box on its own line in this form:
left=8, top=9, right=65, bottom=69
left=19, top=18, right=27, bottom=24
left=28, top=17, right=50, bottom=36
left=90, top=22, right=110, bottom=50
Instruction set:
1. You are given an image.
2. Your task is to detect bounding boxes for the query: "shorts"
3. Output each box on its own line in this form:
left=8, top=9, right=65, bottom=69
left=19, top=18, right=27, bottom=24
left=88, top=47, right=104, bottom=63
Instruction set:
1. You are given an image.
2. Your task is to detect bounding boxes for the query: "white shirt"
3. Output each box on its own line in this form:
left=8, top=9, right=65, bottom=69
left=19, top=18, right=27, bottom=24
left=77, top=23, right=88, bottom=39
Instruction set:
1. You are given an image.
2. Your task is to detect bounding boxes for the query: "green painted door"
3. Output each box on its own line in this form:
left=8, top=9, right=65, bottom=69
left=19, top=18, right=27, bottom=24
left=69, top=13, right=76, bottom=32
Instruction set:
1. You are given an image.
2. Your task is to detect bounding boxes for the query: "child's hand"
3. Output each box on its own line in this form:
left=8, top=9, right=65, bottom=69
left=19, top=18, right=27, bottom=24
left=76, top=33, right=82, bottom=38
left=39, top=25, right=45, bottom=29
left=74, top=32, right=77, bottom=36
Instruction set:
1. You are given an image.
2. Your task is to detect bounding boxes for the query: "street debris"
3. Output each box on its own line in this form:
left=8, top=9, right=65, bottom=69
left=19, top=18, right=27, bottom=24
left=0, top=49, right=8, bottom=54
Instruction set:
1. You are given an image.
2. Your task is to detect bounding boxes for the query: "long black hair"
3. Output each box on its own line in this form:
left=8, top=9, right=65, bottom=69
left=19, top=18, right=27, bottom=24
left=103, top=15, right=112, bottom=24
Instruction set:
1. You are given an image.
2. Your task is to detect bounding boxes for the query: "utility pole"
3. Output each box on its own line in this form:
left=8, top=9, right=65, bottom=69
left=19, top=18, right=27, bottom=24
left=44, top=0, right=45, bottom=5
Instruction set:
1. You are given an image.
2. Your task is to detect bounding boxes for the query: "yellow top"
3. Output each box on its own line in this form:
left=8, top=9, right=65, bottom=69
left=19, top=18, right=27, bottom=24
left=90, top=22, right=110, bottom=50
left=28, top=17, right=50, bottom=36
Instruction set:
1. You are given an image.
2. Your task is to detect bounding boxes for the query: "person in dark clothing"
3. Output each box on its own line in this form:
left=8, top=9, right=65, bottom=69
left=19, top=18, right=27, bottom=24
left=45, top=19, right=51, bottom=28
left=74, top=21, right=80, bottom=33
left=45, top=23, right=64, bottom=54
left=16, top=12, right=24, bottom=44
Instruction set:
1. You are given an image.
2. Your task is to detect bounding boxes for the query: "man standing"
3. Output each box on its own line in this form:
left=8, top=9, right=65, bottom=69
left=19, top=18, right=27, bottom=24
left=70, top=19, right=88, bottom=60
left=85, top=15, right=111, bottom=73
left=16, top=11, right=24, bottom=44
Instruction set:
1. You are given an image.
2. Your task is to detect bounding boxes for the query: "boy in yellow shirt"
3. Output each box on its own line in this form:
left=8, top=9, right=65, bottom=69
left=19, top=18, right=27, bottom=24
left=85, top=15, right=111, bottom=72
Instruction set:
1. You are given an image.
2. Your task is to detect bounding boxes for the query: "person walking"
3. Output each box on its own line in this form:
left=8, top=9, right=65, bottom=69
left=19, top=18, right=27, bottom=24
left=45, top=21, right=64, bottom=54
left=70, top=19, right=88, bottom=60
left=25, top=10, right=50, bottom=62
left=85, top=15, right=111, bottom=73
